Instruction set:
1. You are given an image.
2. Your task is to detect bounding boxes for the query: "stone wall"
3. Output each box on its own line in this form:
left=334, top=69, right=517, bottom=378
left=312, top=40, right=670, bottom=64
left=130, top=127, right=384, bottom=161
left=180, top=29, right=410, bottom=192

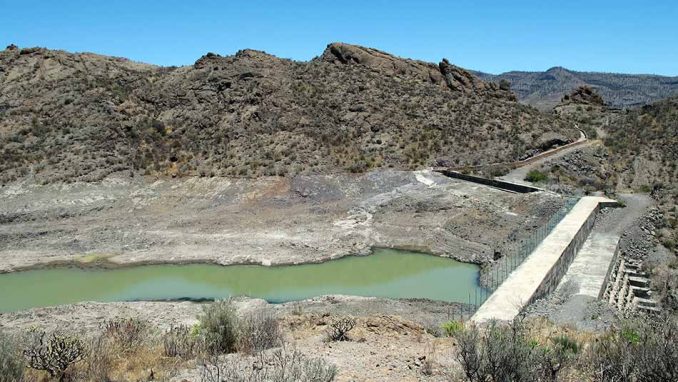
left=436, top=170, right=541, bottom=193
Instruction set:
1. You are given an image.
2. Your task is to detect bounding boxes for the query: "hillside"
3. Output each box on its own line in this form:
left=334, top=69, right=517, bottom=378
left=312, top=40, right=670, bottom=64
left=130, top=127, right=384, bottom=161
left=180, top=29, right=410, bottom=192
left=0, top=43, right=578, bottom=184
left=476, top=67, right=678, bottom=110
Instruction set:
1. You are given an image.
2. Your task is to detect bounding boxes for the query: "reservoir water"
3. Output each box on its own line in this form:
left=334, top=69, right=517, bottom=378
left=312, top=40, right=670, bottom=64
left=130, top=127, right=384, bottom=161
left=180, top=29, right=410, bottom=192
left=0, top=249, right=484, bottom=312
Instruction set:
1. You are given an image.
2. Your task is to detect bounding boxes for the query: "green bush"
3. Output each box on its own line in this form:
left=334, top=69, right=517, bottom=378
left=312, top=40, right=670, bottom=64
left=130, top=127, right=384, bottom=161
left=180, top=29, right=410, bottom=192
left=441, top=320, right=464, bottom=337
left=621, top=327, right=640, bottom=344
left=524, top=169, right=548, bottom=183
left=0, top=331, right=24, bottom=382
left=199, top=300, right=239, bottom=354
left=552, top=335, right=579, bottom=354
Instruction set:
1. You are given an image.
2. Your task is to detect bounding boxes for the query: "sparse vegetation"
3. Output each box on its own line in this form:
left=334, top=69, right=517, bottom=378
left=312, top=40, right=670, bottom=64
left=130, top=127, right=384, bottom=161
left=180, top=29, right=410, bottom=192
left=102, top=317, right=148, bottom=352
left=236, top=310, right=283, bottom=354
left=163, top=324, right=201, bottom=359
left=452, top=317, right=678, bottom=382
left=441, top=320, right=464, bottom=337
left=24, top=331, right=84, bottom=380
left=3, top=302, right=336, bottom=381
left=200, top=346, right=337, bottom=382
left=326, top=316, right=356, bottom=342
left=0, top=331, right=24, bottom=382
left=525, top=169, right=548, bottom=183
left=198, top=300, right=240, bottom=354
left=0, top=43, right=578, bottom=183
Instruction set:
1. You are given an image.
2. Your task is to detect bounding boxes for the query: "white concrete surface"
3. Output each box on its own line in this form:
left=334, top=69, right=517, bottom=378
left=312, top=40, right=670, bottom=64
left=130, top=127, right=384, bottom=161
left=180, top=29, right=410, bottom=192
left=471, top=196, right=616, bottom=323
left=556, top=232, right=620, bottom=298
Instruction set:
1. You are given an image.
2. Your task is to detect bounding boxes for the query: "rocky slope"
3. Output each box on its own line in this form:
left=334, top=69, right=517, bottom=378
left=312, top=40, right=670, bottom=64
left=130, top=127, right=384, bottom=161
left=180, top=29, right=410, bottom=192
left=0, top=43, right=578, bottom=184
left=476, top=67, right=678, bottom=110
left=535, top=97, right=677, bottom=309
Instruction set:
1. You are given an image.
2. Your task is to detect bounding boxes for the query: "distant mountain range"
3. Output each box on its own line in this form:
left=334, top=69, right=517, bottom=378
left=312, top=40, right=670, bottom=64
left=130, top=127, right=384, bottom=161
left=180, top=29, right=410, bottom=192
left=475, top=67, right=678, bottom=110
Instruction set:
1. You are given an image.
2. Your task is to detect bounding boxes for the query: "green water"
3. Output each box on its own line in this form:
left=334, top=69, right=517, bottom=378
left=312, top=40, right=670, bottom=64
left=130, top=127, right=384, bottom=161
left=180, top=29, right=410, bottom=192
left=0, top=249, right=484, bottom=312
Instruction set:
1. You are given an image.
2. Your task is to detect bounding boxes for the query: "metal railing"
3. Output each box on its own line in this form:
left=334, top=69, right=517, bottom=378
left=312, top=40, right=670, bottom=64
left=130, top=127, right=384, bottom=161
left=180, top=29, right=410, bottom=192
left=462, top=197, right=580, bottom=316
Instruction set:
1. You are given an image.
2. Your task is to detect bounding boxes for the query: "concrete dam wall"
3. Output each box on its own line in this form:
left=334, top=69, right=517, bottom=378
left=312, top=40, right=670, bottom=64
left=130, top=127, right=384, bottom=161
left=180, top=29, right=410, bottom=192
left=435, top=170, right=542, bottom=193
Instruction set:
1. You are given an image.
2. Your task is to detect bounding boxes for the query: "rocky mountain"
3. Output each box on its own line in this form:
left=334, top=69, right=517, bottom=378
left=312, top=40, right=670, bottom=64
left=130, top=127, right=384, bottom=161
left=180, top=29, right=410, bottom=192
left=476, top=67, right=678, bottom=110
left=561, top=85, right=606, bottom=106
left=0, top=43, right=578, bottom=184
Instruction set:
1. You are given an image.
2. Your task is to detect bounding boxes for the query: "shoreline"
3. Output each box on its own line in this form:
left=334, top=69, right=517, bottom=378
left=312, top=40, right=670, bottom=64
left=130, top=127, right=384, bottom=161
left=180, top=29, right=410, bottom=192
left=0, top=245, right=486, bottom=275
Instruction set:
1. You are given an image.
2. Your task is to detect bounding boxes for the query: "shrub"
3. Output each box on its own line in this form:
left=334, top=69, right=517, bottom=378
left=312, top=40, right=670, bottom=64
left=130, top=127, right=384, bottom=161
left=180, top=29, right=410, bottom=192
left=237, top=310, right=283, bottom=354
left=102, top=318, right=148, bottom=352
left=24, top=331, right=84, bottom=380
left=455, top=320, right=565, bottom=382
left=76, top=334, right=113, bottom=382
left=481, top=320, right=534, bottom=381
left=199, top=300, right=239, bottom=354
left=534, top=335, right=579, bottom=382
left=0, top=331, right=24, bottom=382
left=326, top=316, right=356, bottom=342
left=200, top=346, right=337, bottom=382
left=589, top=318, right=678, bottom=382
left=441, top=320, right=464, bottom=337
left=163, top=325, right=201, bottom=359
left=455, top=323, right=483, bottom=382
left=453, top=317, right=678, bottom=382
left=524, top=169, right=548, bottom=183
left=588, top=328, right=638, bottom=381
left=486, top=165, right=510, bottom=178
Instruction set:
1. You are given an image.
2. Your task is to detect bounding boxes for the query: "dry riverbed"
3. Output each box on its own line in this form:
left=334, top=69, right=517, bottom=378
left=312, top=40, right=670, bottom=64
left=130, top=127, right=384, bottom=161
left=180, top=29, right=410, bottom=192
left=0, top=170, right=564, bottom=273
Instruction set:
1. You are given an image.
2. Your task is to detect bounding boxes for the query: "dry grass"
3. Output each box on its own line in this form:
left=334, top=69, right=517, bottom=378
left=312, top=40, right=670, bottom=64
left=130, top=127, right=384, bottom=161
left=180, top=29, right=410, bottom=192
left=22, top=337, right=190, bottom=382
left=99, top=344, right=184, bottom=382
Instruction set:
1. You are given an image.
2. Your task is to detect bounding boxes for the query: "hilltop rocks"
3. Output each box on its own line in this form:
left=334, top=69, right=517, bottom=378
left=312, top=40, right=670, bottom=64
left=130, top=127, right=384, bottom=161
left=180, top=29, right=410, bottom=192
left=562, top=86, right=606, bottom=106
left=320, top=42, right=446, bottom=85
left=320, top=42, right=516, bottom=100
left=439, top=58, right=516, bottom=100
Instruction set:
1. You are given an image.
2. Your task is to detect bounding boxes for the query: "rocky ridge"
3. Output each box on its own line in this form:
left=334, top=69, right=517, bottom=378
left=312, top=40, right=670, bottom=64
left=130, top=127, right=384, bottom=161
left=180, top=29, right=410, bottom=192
left=0, top=42, right=577, bottom=184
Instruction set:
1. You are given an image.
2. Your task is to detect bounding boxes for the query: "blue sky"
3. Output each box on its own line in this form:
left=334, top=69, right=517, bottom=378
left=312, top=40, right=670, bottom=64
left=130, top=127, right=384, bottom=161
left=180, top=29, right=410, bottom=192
left=1, top=0, right=676, bottom=75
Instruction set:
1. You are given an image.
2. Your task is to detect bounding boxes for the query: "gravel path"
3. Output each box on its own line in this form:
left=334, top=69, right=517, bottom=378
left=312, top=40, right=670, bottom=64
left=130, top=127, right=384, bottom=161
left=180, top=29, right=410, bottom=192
left=499, top=131, right=594, bottom=185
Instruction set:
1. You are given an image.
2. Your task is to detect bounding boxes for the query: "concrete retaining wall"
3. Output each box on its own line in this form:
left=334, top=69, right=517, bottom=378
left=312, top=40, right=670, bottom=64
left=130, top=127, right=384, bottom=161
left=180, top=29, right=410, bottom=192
left=436, top=170, right=541, bottom=193
left=471, top=197, right=618, bottom=323
left=529, top=204, right=599, bottom=303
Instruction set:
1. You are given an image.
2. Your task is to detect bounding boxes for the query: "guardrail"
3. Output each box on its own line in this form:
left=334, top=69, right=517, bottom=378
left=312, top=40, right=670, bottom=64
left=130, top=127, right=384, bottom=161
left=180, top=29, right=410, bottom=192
left=462, top=197, right=580, bottom=314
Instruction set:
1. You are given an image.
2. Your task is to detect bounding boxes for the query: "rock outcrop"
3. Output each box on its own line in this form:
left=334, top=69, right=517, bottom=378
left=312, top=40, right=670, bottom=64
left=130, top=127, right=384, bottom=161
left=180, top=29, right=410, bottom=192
left=562, top=85, right=606, bottom=106
left=320, top=43, right=515, bottom=100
